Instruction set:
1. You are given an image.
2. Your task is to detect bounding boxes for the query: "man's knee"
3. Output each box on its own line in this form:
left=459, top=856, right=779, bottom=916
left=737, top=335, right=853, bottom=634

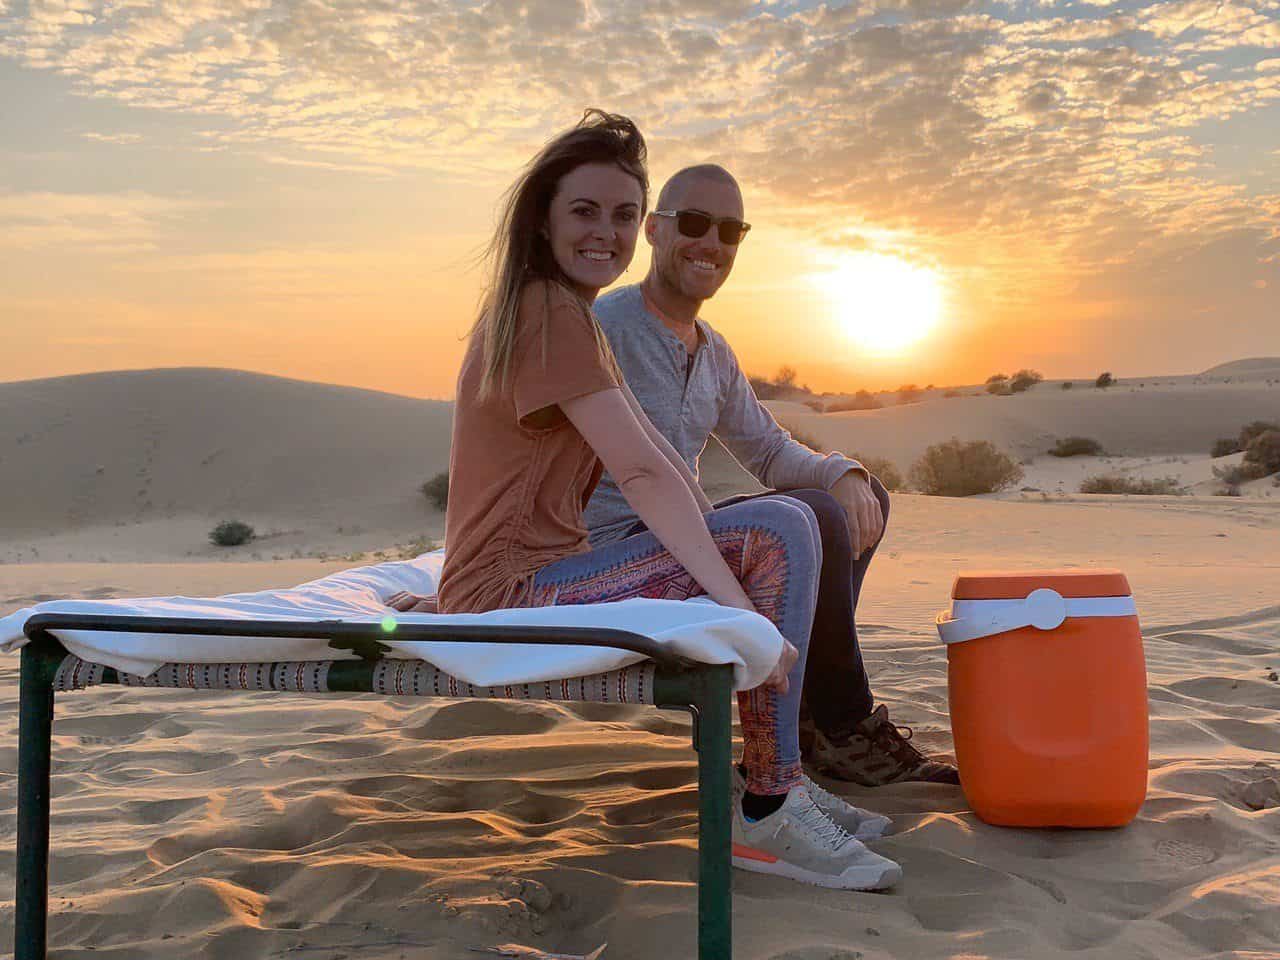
left=867, top=472, right=891, bottom=527
left=780, top=488, right=850, bottom=554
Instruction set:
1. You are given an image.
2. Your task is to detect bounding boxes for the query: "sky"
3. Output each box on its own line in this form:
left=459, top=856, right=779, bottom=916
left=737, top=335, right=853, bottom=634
left=1, top=0, right=1278, bottom=399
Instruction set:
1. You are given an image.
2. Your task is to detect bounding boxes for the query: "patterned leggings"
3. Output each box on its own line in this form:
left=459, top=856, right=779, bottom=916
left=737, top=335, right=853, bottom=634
left=525, top=497, right=822, bottom=795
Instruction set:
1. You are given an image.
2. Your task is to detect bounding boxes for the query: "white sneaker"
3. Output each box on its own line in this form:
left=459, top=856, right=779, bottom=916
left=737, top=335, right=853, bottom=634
left=803, top=774, right=894, bottom=840
left=732, top=766, right=893, bottom=841
left=731, top=785, right=903, bottom=890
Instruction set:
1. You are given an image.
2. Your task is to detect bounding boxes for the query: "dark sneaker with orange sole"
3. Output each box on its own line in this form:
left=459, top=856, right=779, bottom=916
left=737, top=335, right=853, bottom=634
left=803, top=703, right=960, bottom=787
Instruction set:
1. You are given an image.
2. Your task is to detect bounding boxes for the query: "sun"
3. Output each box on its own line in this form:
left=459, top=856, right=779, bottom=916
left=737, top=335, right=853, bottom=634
left=812, top=253, right=946, bottom=356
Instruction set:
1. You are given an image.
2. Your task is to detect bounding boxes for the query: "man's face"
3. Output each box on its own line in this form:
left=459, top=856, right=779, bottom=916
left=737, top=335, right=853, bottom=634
left=647, top=177, right=744, bottom=302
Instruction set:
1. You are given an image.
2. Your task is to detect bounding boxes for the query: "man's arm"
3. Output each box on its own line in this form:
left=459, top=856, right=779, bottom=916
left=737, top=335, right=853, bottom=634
left=713, top=341, right=883, bottom=554
left=713, top=341, right=864, bottom=492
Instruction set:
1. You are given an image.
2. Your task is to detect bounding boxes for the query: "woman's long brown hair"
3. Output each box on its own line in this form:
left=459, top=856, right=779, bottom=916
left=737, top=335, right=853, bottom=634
left=473, top=109, right=648, bottom=399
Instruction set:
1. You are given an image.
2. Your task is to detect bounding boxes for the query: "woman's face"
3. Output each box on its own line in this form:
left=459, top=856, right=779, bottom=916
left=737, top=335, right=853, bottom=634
left=545, top=162, right=644, bottom=301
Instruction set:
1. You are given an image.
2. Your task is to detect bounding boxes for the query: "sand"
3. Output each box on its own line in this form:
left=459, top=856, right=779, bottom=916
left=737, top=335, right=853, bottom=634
left=2, top=367, right=1279, bottom=959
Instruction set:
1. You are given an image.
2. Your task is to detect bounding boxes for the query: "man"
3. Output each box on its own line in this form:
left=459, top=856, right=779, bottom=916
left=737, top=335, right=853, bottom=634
left=585, top=164, right=958, bottom=786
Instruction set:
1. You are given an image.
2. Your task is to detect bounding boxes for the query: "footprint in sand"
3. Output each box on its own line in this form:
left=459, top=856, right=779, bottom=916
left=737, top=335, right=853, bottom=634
left=1155, top=838, right=1218, bottom=869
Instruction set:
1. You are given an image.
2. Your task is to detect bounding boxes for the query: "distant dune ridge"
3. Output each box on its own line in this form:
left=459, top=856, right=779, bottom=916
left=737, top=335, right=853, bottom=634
left=0, top=368, right=452, bottom=542
left=2, top=364, right=1277, bottom=557
left=1200, top=357, right=1280, bottom=376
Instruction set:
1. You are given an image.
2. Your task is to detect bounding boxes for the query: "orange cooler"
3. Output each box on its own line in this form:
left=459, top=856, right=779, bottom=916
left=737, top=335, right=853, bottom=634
left=936, top=570, right=1148, bottom=827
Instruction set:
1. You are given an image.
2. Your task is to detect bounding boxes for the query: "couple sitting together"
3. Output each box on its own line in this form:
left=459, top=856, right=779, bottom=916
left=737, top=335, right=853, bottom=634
left=389, top=110, right=956, bottom=892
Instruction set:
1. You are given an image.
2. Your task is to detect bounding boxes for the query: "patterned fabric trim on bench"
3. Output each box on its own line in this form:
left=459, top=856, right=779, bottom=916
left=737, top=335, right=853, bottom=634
left=51, top=655, right=658, bottom=705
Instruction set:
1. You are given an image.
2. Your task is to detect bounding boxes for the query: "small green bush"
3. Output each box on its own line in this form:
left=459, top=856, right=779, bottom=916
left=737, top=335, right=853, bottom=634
left=826, top=390, right=881, bottom=412
left=1211, top=437, right=1243, bottom=458
left=1049, top=436, right=1104, bottom=457
left=909, top=439, right=1023, bottom=497
left=1095, top=372, right=1114, bottom=388
left=1243, top=429, right=1280, bottom=475
left=1079, top=475, right=1183, bottom=495
left=420, top=471, right=450, bottom=510
left=853, top=455, right=904, bottom=492
left=1009, top=369, right=1043, bottom=393
left=209, top=520, right=255, bottom=547
left=1213, top=463, right=1260, bottom=487
left=1239, top=420, right=1280, bottom=449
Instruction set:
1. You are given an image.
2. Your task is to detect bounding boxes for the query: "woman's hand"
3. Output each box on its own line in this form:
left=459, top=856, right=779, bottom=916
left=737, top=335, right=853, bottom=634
left=762, top=638, right=800, bottom=694
left=385, top=591, right=439, bottom=613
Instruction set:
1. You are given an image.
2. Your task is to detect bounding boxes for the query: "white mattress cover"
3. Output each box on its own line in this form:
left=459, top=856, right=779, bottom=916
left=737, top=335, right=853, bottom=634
left=0, top=550, right=784, bottom=690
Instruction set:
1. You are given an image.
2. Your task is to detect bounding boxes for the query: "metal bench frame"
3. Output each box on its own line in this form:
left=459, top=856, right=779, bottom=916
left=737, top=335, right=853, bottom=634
left=14, top=613, right=736, bottom=959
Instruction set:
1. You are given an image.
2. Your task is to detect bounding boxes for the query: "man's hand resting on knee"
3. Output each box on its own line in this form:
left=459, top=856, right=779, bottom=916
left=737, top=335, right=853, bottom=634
left=829, top=470, right=885, bottom=557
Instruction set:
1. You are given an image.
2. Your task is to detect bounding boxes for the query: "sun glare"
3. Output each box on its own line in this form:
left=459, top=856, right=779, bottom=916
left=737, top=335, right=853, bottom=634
left=813, top=253, right=945, bottom=356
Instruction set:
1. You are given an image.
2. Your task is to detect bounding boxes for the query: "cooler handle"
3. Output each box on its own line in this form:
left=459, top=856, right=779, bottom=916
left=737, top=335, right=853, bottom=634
left=936, top=589, right=1137, bottom=645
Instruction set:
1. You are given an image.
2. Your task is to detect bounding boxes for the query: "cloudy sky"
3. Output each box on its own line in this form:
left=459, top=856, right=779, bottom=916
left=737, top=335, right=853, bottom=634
left=2, top=0, right=1277, bottom=397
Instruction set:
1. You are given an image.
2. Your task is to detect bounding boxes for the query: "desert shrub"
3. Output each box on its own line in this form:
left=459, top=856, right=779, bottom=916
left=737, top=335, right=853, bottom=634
left=1061, top=381, right=1073, bottom=390
left=826, top=390, right=881, bottom=412
left=986, top=379, right=1012, bottom=396
left=803, top=398, right=826, bottom=412
left=1211, top=437, right=1243, bottom=458
left=1009, top=369, right=1043, bottom=393
left=1049, top=436, right=1104, bottom=457
left=985, top=373, right=1007, bottom=384
left=1239, top=420, right=1280, bottom=449
left=896, top=383, right=923, bottom=403
left=420, top=471, right=450, bottom=510
left=748, top=375, right=783, bottom=400
left=784, top=423, right=825, bottom=452
left=853, top=455, right=904, bottom=492
left=748, top=365, right=816, bottom=401
left=1079, top=475, right=1183, bottom=495
left=1095, top=371, right=1114, bottom=388
left=209, top=520, right=255, bottom=547
left=1213, top=463, right=1261, bottom=486
left=1243, top=429, right=1280, bottom=475
left=943, top=388, right=962, bottom=398
left=909, top=439, right=1023, bottom=497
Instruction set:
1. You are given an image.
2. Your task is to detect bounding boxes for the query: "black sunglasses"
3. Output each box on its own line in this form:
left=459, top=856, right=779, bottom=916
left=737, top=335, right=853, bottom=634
left=653, top=209, right=752, bottom=245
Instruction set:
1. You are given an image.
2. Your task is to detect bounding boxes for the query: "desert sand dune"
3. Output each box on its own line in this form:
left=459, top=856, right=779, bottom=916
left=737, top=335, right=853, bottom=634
left=2, top=368, right=1279, bottom=958
left=0, top=369, right=452, bottom=561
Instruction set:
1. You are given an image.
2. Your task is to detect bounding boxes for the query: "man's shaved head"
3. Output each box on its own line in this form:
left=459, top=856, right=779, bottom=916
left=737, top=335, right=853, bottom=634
left=657, top=164, right=742, bottom=211
left=645, top=163, right=745, bottom=308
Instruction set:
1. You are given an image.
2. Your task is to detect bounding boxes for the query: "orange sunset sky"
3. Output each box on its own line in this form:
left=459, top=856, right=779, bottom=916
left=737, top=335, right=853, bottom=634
left=2, top=0, right=1278, bottom=399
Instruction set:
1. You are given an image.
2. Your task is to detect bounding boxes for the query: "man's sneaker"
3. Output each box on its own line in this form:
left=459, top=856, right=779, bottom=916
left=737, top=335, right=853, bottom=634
left=731, top=785, right=902, bottom=890
left=732, top=766, right=892, bottom=840
left=808, top=704, right=961, bottom=787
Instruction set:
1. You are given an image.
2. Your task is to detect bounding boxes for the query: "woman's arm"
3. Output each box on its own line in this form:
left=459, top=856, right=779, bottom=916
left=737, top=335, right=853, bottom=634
left=562, top=387, right=749, bottom=610
left=562, top=386, right=797, bottom=691
left=619, top=379, right=715, bottom=514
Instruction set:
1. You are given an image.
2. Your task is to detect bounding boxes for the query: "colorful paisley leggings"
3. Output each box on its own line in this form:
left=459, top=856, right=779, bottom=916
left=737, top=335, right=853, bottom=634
left=526, top=496, right=821, bottom=795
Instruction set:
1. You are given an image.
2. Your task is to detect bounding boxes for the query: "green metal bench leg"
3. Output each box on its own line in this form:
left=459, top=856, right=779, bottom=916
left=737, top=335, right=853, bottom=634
left=693, top=665, right=734, bottom=960
left=16, top=640, right=57, bottom=960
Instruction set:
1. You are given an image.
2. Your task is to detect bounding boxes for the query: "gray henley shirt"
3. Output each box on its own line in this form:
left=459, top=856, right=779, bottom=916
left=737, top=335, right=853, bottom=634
left=584, top=283, right=863, bottom=545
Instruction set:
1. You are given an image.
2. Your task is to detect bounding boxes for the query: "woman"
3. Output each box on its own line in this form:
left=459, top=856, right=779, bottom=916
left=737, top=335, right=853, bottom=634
left=397, top=111, right=898, bottom=891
